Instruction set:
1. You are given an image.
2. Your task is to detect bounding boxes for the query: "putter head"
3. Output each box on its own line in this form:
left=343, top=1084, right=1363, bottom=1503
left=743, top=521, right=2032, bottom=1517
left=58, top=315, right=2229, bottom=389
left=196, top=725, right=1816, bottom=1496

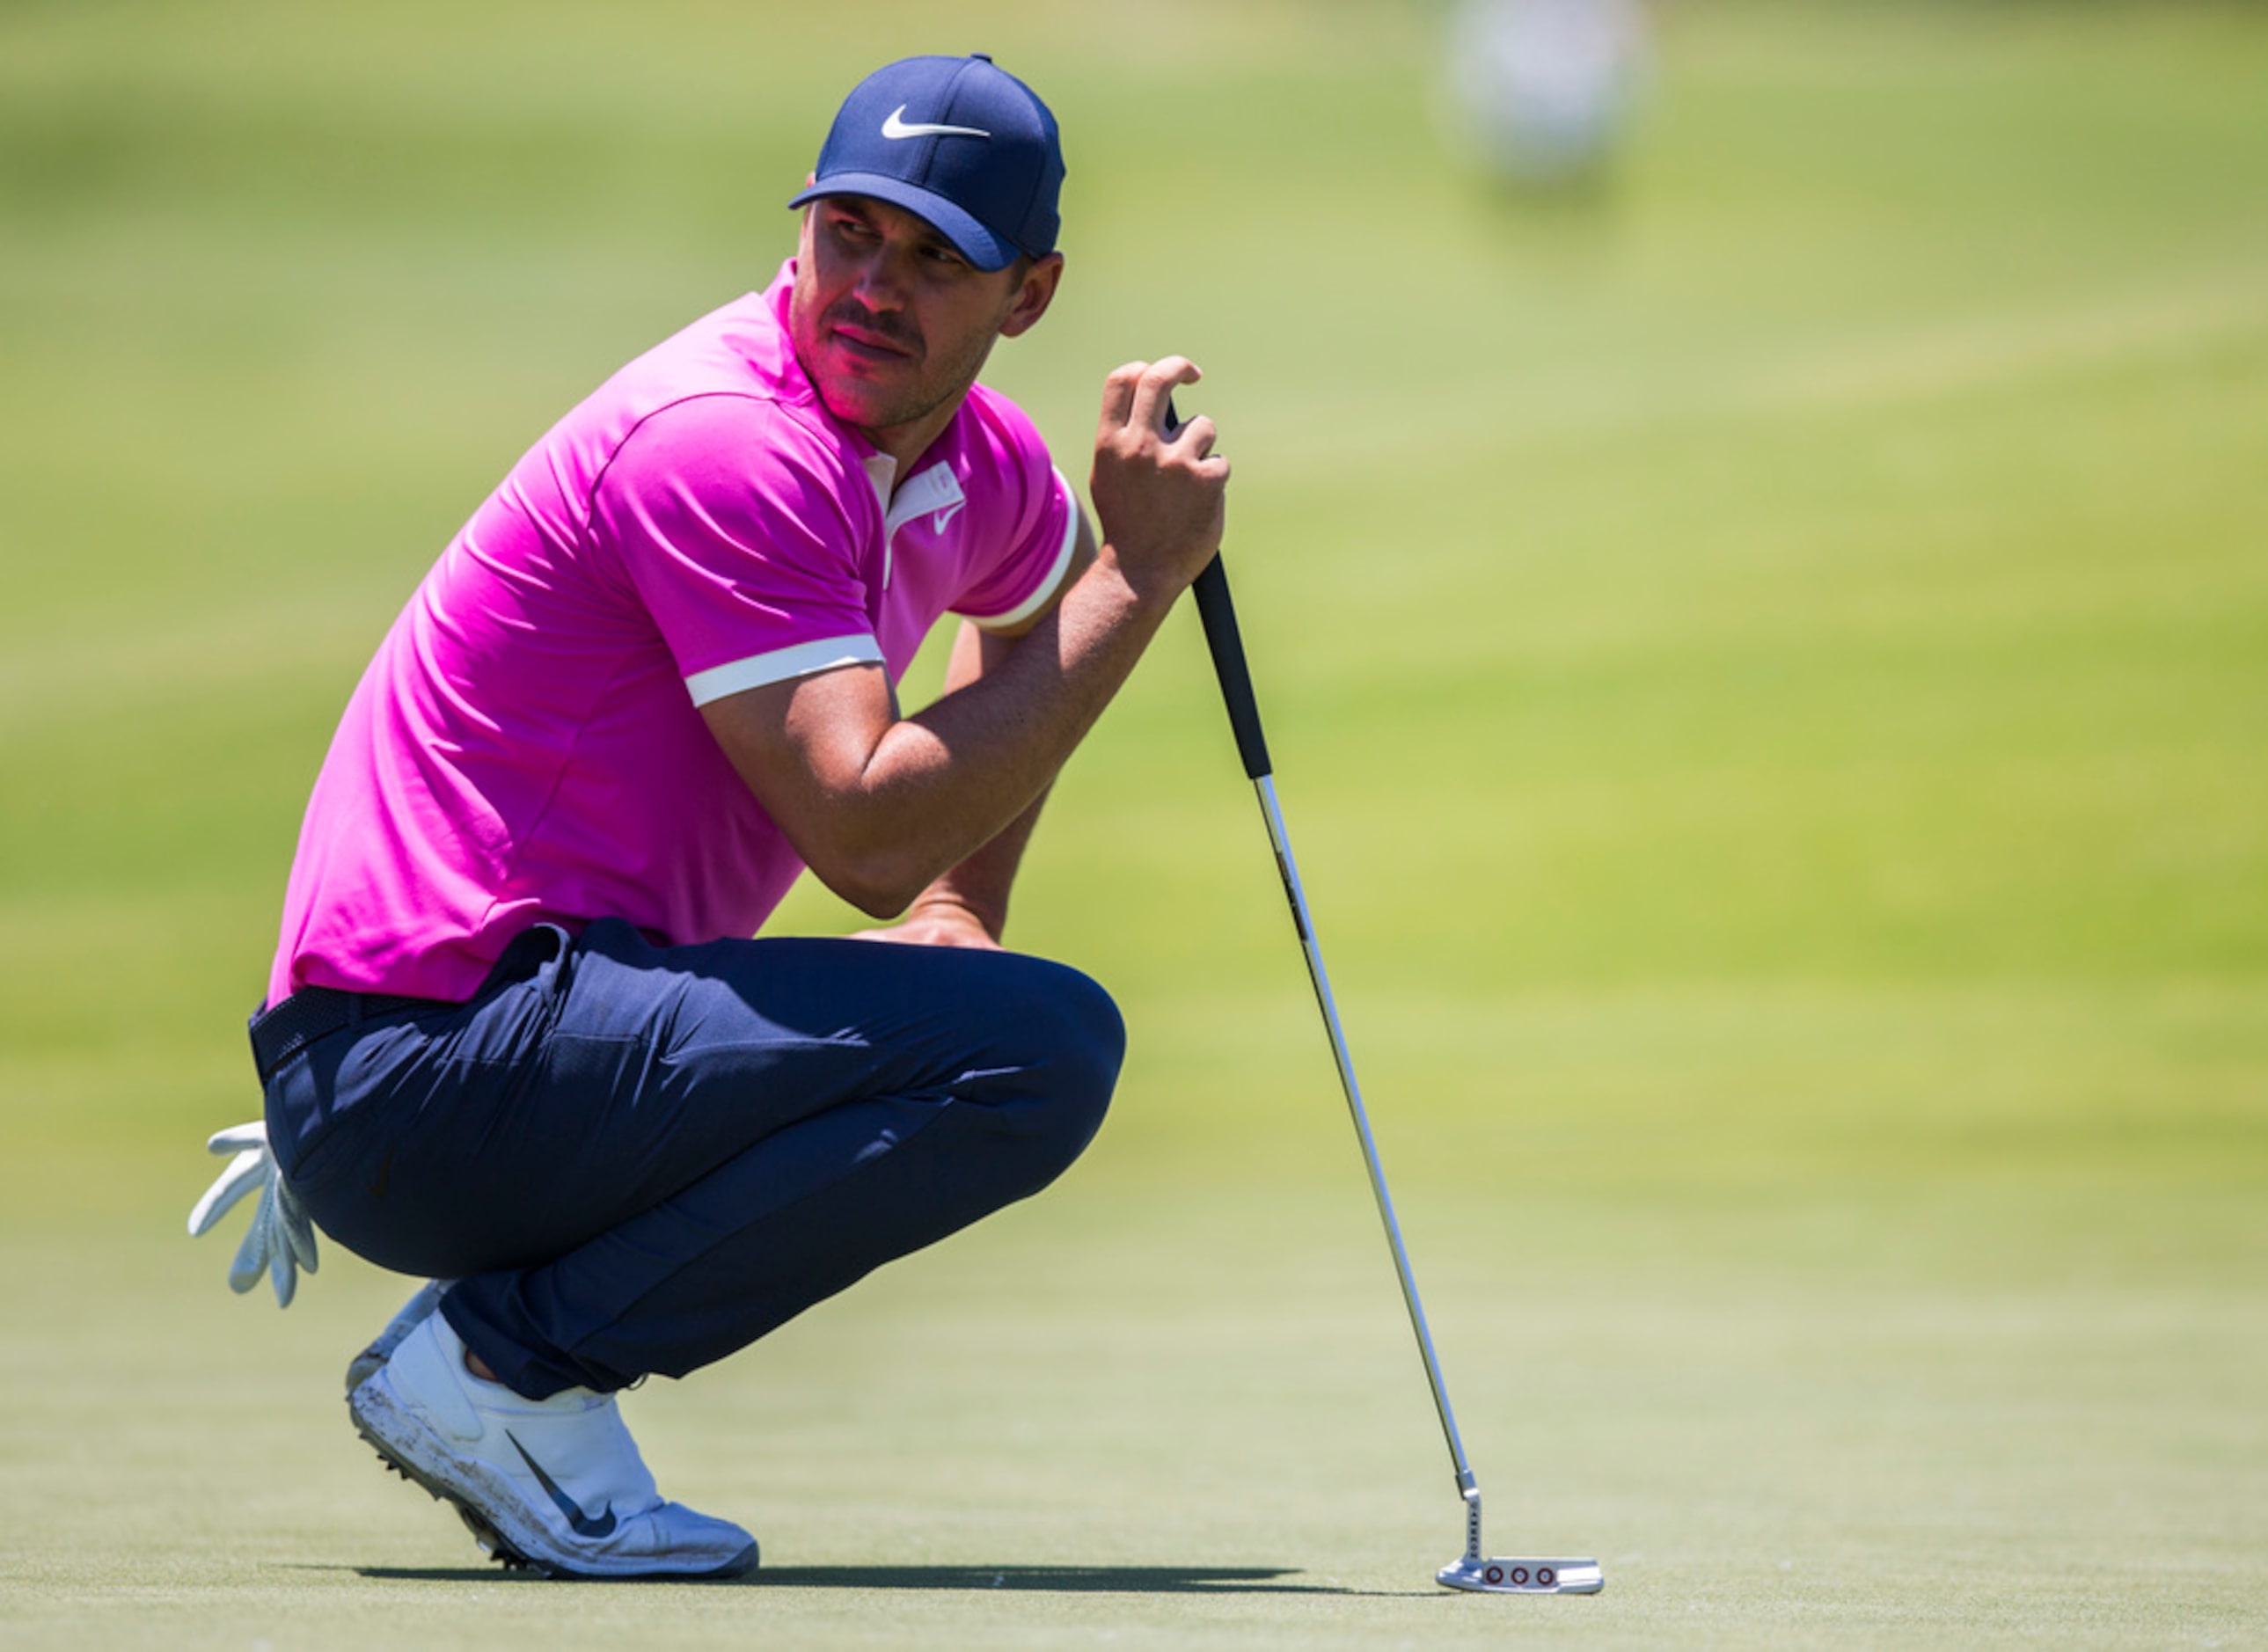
left=1438, top=1556, right=1605, bottom=1595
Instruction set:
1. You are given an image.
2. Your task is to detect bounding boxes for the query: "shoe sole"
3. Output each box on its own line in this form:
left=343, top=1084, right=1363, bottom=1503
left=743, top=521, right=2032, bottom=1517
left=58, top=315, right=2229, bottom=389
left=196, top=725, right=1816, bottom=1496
left=348, top=1381, right=545, bottom=1573
left=348, top=1378, right=757, bottom=1583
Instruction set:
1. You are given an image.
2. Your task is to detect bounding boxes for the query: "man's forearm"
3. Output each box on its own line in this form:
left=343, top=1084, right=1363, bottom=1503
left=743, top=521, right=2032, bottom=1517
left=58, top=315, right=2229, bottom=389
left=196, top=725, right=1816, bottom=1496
left=702, top=541, right=1164, bottom=922
left=901, top=620, right=1054, bottom=940
left=908, top=788, right=1048, bottom=940
left=702, top=359, right=1229, bottom=921
left=826, top=548, right=1171, bottom=912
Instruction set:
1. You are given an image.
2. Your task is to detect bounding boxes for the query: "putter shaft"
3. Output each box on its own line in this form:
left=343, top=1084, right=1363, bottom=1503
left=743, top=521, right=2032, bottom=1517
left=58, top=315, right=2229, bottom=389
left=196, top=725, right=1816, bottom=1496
left=1173, top=401, right=1595, bottom=1590
left=1248, top=772, right=1476, bottom=1503
left=1187, top=537, right=1600, bottom=1593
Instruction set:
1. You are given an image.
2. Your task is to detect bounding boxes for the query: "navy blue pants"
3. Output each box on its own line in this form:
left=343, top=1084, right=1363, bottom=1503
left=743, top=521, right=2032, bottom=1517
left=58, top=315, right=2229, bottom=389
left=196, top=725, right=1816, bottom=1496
left=263, top=919, right=1123, bottom=1399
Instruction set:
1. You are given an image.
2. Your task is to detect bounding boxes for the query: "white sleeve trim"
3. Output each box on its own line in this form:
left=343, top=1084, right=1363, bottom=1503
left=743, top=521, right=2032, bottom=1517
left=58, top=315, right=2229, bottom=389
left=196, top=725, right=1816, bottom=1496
left=684, top=633, right=884, bottom=706
left=959, top=468, right=1080, bottom=632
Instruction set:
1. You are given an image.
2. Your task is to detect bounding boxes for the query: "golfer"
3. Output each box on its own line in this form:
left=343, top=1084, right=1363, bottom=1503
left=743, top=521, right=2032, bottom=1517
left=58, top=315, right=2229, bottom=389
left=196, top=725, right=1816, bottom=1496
left=230, top=54, right=1226, bottom=1579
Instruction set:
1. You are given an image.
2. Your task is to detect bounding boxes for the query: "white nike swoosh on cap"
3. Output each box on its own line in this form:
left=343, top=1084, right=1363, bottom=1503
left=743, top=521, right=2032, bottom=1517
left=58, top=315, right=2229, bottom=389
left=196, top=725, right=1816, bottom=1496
left=882, top=106, right=991, bottom=141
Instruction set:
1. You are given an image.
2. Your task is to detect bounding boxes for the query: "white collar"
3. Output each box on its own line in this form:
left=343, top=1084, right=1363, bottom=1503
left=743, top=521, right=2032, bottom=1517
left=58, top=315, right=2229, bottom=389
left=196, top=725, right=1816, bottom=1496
left=860, top=456, right=967, bottom=589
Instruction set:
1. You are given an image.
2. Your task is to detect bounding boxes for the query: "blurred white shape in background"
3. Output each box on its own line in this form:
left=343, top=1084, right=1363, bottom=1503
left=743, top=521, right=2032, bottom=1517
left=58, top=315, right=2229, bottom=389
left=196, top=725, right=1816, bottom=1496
left=1441, top=0, right=1650, bottom=183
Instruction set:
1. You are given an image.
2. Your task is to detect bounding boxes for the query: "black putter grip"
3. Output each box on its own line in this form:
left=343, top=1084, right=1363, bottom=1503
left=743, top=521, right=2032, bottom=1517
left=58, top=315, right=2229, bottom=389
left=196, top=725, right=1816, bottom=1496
left=1191, top=557, right=1272, bottom=780
left=1163, top=394, right=1272, bottom=780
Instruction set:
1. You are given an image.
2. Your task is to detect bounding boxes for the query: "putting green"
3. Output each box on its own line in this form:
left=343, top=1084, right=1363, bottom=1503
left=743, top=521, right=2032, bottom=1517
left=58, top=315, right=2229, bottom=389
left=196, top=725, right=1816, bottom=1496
left=3, top=1, right=2264, bottom=1645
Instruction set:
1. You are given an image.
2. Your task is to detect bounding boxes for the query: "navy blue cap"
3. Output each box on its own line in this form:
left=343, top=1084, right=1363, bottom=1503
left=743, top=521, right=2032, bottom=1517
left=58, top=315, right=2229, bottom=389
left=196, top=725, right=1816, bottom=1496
left=788, top=55, right=1064, bottom=273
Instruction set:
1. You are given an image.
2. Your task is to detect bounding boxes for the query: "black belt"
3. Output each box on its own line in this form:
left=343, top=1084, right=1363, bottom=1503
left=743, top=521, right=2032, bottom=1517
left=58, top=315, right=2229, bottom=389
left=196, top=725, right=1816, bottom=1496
left=248, top=987, right=448, bottom=1087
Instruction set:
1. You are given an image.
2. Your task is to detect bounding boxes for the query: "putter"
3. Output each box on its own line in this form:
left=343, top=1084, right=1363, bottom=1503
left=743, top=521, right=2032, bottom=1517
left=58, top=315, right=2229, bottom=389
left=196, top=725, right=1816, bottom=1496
left=1168, top=399, right=1602, bottom=1597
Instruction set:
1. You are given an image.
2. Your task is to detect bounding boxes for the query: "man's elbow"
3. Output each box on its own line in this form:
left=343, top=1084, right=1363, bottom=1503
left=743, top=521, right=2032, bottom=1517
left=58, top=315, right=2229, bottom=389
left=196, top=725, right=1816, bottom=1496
left=807, top=846, right=931, bottom=921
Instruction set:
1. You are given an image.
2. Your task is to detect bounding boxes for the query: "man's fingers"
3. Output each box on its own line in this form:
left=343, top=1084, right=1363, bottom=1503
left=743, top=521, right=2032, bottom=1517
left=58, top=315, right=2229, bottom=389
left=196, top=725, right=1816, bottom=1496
left=1096, top=361, right=1148, bottom=436
left=1126, top=357, right=1202, bottom=436
left=1167, top=413, right=1218, bottom=459
left=1088, top=355, right=1230, bottom=593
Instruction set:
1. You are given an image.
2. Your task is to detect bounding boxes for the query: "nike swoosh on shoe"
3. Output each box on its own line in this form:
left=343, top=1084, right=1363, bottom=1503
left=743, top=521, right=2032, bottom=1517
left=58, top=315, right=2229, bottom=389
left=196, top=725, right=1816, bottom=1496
left=508, top=1431, right=620, bottom=1539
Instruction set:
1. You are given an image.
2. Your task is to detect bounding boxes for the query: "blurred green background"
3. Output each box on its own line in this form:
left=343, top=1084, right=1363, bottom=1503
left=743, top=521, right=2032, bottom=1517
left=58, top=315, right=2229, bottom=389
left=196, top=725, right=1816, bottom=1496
left=3, top=1, right=2264, bottom=1646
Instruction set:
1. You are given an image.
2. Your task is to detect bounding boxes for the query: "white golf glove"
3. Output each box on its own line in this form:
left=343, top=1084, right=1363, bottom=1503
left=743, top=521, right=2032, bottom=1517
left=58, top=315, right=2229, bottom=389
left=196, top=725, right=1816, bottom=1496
left=187, top=1121, right=318, bottom=1306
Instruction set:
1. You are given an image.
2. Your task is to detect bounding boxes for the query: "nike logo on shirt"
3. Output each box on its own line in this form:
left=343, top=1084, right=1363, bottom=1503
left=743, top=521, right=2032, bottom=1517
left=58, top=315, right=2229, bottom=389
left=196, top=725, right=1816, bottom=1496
left=508, top=1431, right=618, bottom=1539
left=882, top=106, right=991, bottom=141
left=931, top=500, right=966, bottom=534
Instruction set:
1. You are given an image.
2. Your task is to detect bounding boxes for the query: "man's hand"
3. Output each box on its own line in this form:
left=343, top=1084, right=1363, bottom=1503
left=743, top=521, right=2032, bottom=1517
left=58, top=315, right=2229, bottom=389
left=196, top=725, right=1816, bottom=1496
left=1088, top=356, right=1230, bottom=603
left=849, top=896, right=1004, bottom=950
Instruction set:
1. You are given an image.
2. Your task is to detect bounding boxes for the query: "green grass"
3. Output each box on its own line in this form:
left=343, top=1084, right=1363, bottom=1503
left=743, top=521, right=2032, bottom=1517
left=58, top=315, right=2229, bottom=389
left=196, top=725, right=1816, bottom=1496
left=3, top=1, right=2265, bottom=1645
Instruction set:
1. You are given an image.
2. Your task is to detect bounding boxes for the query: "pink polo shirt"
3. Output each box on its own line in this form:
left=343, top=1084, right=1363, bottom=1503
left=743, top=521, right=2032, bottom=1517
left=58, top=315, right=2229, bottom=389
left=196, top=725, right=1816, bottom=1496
left=267, top=261, right=1078, bottom=1005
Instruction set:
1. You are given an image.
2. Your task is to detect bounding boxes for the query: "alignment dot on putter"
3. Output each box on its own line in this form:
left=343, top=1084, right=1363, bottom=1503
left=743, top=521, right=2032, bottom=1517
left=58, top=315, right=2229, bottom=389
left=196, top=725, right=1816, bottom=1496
left=1173, top=397, right=1601, bottom=1600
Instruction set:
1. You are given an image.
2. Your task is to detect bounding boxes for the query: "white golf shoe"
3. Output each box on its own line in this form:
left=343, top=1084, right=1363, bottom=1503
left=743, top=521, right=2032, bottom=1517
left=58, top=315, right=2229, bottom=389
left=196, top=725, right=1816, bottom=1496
left=348, top=1310, right=757, bottom=1580
left=345, top=1278, right=450, bottom=1395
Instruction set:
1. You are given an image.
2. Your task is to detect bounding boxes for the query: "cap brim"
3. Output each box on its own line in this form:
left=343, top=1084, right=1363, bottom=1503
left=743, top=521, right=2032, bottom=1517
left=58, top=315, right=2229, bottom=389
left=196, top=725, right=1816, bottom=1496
left=787, top=174, right=1018, bottom=272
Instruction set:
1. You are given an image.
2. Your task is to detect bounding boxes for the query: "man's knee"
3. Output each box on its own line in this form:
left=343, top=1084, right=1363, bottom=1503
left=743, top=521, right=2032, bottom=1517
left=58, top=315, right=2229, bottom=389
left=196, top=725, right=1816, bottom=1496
left=998, top=958, right=1124, bottom=1176
left=1039, top=960, right=1125, bottom=1113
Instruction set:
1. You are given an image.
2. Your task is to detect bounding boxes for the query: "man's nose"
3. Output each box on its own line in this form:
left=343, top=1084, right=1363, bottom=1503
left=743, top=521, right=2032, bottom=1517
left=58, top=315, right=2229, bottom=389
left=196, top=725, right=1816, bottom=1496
left=851, top=246, right=911, bottom=311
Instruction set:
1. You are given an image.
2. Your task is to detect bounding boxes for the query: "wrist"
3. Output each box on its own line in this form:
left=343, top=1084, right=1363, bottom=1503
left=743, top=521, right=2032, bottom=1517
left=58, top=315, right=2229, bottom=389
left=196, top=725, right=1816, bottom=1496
left=1086, top=540, right=1189, bottom=613
left=904, top=890, right=1003, bottom=942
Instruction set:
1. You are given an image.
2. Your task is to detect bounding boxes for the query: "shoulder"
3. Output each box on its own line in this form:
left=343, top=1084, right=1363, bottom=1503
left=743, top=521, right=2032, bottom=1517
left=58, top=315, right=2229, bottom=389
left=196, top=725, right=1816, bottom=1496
left=608, top=392, right=827, bottom=479
left=580, top=393, right=879, bottom=596
left=587, top=281, right=852, bottom=493
left=601, top=393, right=864, bottom=527
left=956, top=382, right=1055, bottom=477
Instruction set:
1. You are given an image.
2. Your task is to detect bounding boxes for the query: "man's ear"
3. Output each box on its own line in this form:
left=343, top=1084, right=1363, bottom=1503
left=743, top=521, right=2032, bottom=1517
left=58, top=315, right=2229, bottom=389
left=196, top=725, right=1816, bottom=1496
left=999, top=253, right=1064, bottom=340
